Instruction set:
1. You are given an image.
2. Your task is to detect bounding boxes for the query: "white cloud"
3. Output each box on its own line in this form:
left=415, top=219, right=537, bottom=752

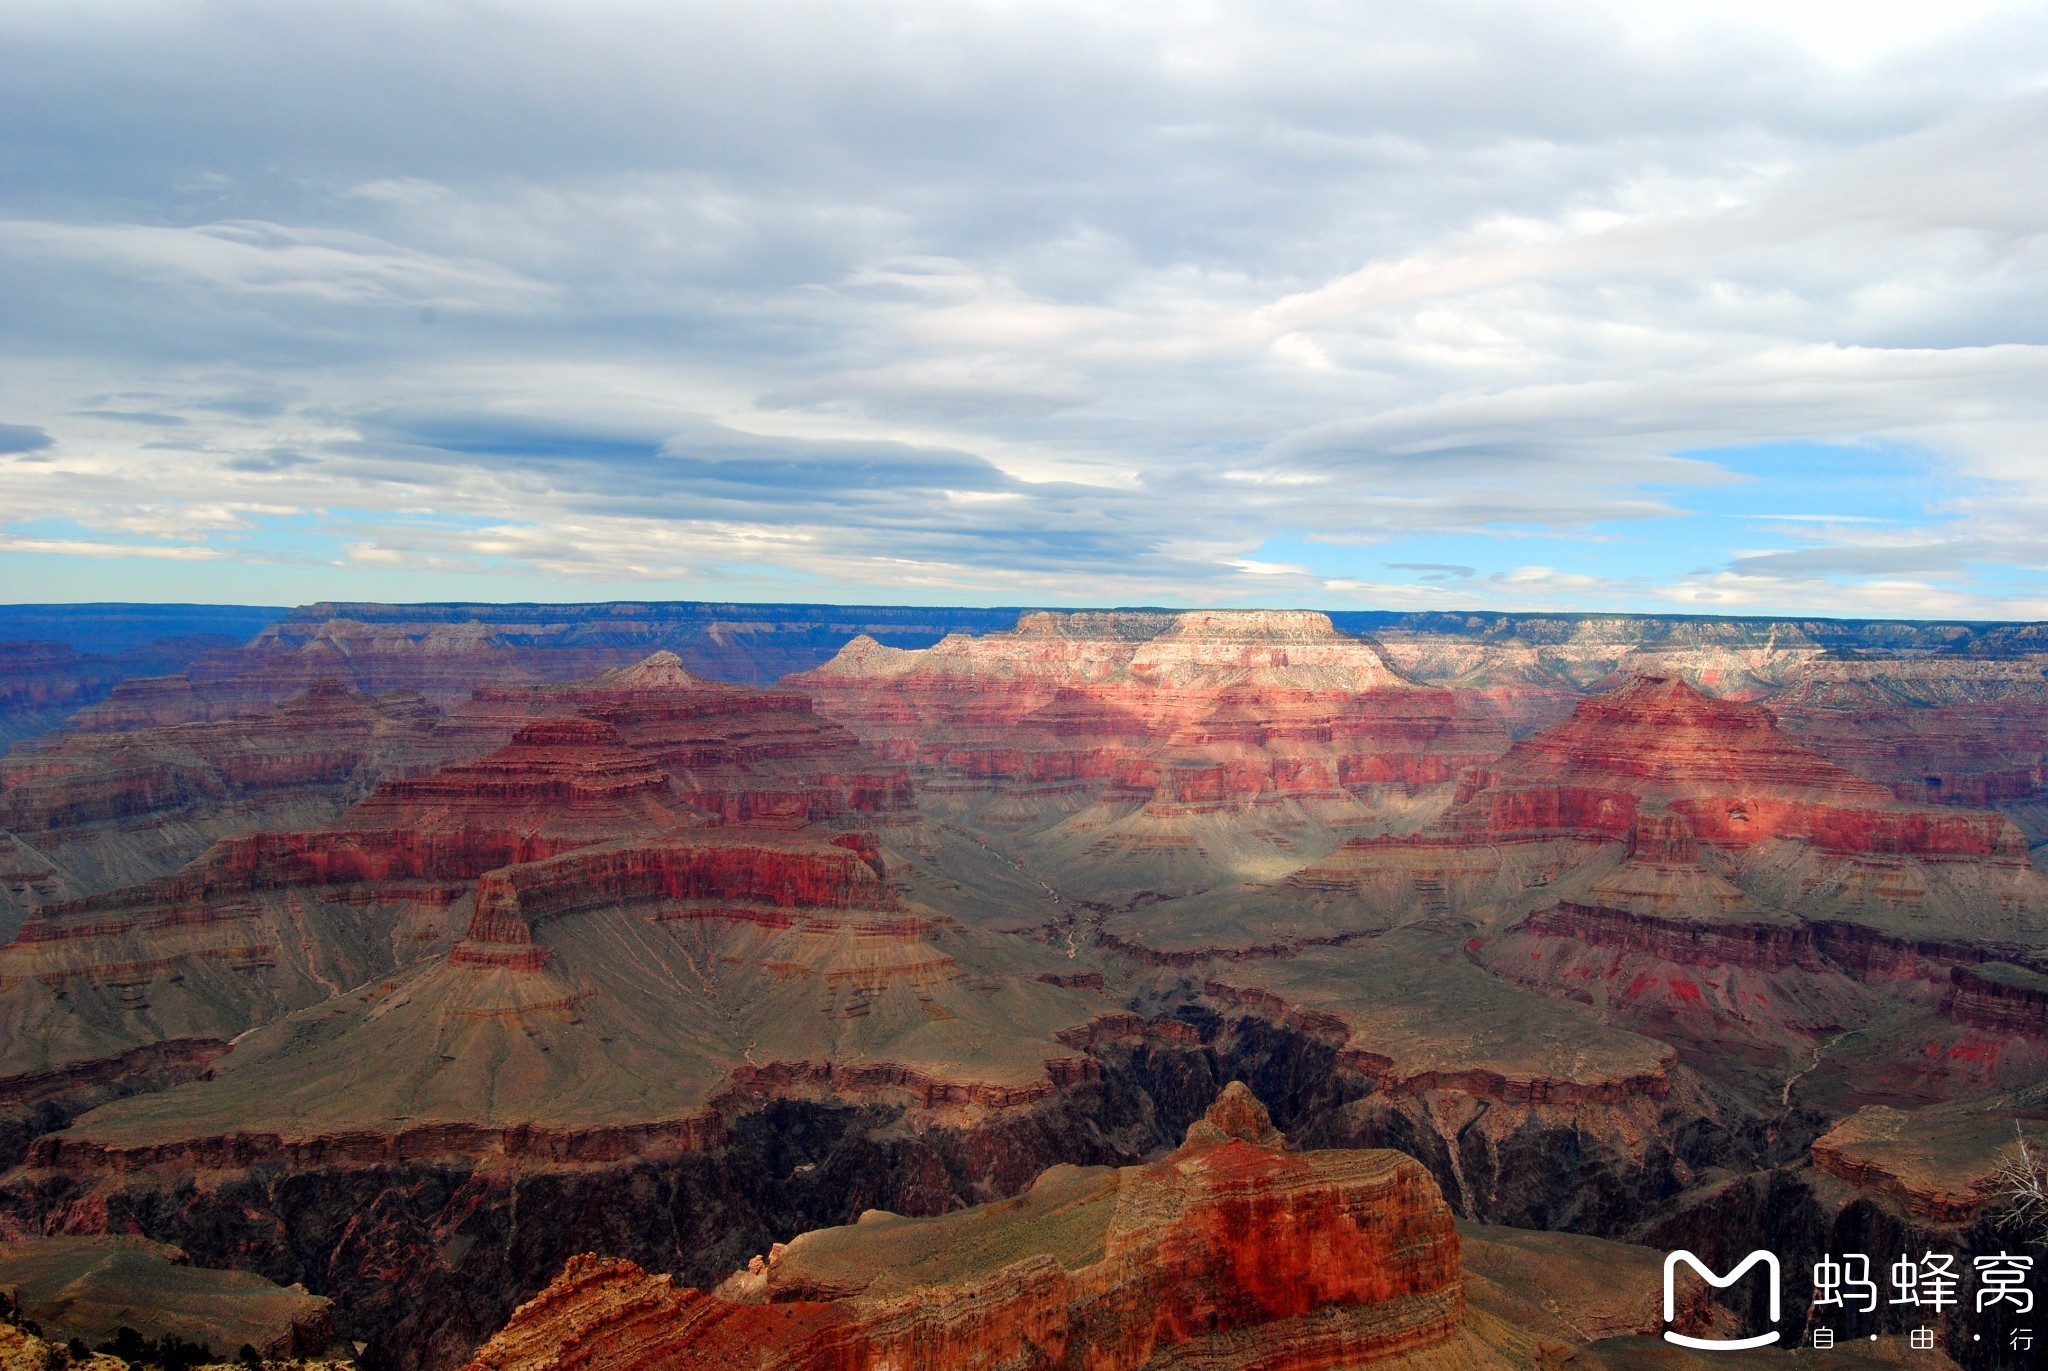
left=2, top=1, right=2047, bottom=610
left=0, top=219, right=546, bottom=307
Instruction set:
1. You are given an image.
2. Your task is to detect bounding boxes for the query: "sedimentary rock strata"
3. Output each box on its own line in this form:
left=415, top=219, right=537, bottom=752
left=9, top=604, right=2048, bottom=1371
left=1771, top=657, right=2048, bottom=821
left=7, top=658, right=1095, bottom=1159
left=0, top=679, right=479, bottom=900
left=451, top=653, right=917, bottom=827
left=1809, top=1102, right=2042, bottom=1222
left=791, top=610, right=1507, bottom=902
left=55, top=603, right=1028, bottom=730
left=465, top=1084, right=1479, bottom=1371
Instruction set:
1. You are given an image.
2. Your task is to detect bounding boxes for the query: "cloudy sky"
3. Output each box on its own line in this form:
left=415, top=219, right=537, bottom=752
left=3, top=1, right=2047, bottom=615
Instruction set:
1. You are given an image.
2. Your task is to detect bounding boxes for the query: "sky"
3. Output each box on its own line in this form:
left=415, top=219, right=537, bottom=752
left=3, top=1, right=2047, bottom=617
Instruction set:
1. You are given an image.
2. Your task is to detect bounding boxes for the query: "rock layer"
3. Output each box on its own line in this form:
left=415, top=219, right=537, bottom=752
left=791, top=611, right=1507, bottom=903
left=464, top=1084, right=1466, bottom=1371
left=0, top=680, right=480, bottom=903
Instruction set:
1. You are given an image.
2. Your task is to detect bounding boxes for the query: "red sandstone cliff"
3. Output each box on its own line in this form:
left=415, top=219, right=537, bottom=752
left=0, top=679, right=483, bottom=899
left=787, top=611, right=1507, bottom=904
left=450, top=653, right=917, bottom=828
left=791, top=611, right=1504, bottom=803
left=462, top=1084, right=1469, bottom=1371
left=3, top=667, right=1100, bottom=1155
left=1771, top=658, right=2048, bottom=817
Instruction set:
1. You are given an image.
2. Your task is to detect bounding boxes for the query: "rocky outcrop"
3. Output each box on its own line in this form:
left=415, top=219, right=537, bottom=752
left=0, top=1066, right=1203, bottom=1369
left=1942, top=962, right=2048, bottom=1036
left=1518, top=901, right=1824, bottom=974
left=1231, top=676, right=2048, bottom=960
left=0, top=670, right=964, bottom=1106
left=0, top=1039, right=227, bottom=1169
left=53, top=604, right=1030, bottom=731
left=463, top=1084, right=1465, bottom=1371
left=0, top=1235, right=333, bottom=1356
left=0, top=680, right=482, bottom=899
left=792, top=611, right=1504, bottom=800
left=1771, top=658, right=2048, bottom=817
left=1442, top=676, right=2027, bottom=858
left=791, top=611, right=1506, bottom=904
left=452, top=655, right=917, bottom=828
left=1808, top=1105, right=2024, bottom=1222
left=0, top=648, right=1099, bottom=1183
left=1198, top=949, right=1676, bottom=1108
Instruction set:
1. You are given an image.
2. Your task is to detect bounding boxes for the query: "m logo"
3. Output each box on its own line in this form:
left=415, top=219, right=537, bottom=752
left=1664, top=1249, right=1781, bottom=1350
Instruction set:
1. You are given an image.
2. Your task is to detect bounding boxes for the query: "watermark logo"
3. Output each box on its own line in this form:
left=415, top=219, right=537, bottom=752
left=1664, top=1249, right=1781, bottom=1351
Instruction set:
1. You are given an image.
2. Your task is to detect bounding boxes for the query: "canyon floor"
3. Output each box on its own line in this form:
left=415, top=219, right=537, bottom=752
left=0, top=601, right=2042, bottom=1370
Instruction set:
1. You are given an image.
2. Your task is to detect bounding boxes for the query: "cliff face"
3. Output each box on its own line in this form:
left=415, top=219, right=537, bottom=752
left=790, top=611, right=1507, bottom=903
left=451, top=654, right=917, bottom=828
left=3, top=659, right=1098, bottom=1171
left=793, top=611, right=1500, bottom=787
left=1943, top=962, right=2048, bottom=1036
left=52, top=604, right=1031, bottom=731
left=1769, top=659, right=2048, bottom=839
left=1086, top=671, right=2048, bottom=1213
left=464, top=1084, right=1466, bottom=1371
left=0, top=680, right=482, bottom=901
left=1117, top=674, right=2048, bottom=963
left=1441, top=675, right=2024, bottom=857
left=1345, top=678, right=2037, bottom=934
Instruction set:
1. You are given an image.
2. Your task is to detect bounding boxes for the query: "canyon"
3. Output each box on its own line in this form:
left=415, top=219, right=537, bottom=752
left=0, top=601, right=2041, bottom=1370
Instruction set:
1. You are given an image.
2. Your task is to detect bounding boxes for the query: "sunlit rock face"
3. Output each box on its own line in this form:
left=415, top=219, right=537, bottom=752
left=463, top=1083, right=1478, bottom=1371
left=789, top=610, right=1509, bottom=905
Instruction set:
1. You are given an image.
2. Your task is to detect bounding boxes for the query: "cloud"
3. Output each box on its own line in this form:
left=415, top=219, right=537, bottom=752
left=0, top=536, right=226, bottom=561
left=3, top=2, right=2048, bottom=610
left=0, top=218, right=546, bottom=308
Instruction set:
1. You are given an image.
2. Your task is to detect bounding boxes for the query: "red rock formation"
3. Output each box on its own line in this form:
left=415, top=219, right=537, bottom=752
left=0, top=688, right=918, bottom=1088
left=1942, top=962, right=2048, bottom=1036
left=0, top=680, right=480, bottom=897
left=790, top=610, right=1507, bottom=808
left=1117, top=676, right=2045, bottom=974
left=450, top=834, right=896, bottom=967
left=462, top=1084, right=1465, bottom=1371
left=452, top=653, right=917, bottom=828
left=1771, top=658, right=2048, bottom=814
left=1516, top=901, right=1823, bottom=974
left=1440, top=675, right=2026, bottom=859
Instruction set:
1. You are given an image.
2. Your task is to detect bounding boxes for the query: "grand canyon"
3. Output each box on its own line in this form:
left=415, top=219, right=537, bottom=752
left=0, top=600, right=2042, bottom=1370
